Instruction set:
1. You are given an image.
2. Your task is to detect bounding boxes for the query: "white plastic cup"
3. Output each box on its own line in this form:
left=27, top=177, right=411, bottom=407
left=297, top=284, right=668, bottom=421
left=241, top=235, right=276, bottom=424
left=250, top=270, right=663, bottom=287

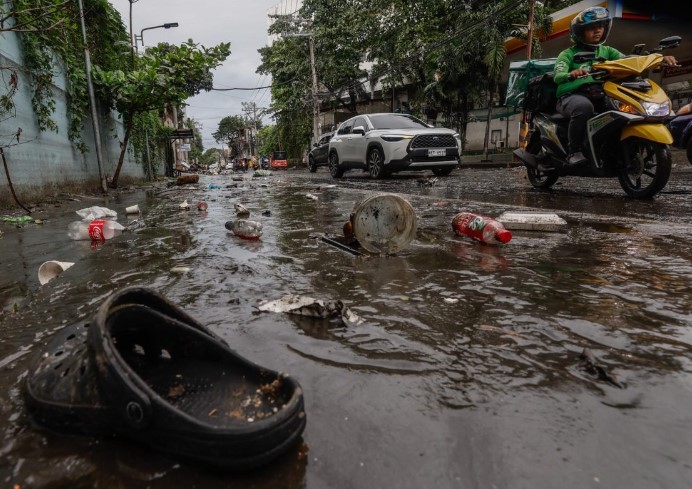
left=38, top=261, right=75, bottom=285
left=125, top=204, right=140, bottom=214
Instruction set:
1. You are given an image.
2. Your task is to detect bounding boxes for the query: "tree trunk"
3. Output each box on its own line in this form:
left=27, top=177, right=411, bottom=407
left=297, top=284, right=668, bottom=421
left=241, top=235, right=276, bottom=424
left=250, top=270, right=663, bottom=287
left=1, top=147, right=31, bottom=213
left=482, top=83, right=495, bottom=160
left=111, top=112, right=133, bottom=188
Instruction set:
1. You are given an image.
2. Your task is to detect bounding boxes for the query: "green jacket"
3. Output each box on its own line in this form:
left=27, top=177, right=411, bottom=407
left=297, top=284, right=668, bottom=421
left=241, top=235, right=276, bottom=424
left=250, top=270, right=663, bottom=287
left=554, top=44, right=623, bottom=98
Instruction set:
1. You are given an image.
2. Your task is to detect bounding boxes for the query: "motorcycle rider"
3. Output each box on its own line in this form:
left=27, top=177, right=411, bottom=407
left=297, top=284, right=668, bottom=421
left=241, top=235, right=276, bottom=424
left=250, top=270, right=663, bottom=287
left=554, top=6, right=677, bottom=168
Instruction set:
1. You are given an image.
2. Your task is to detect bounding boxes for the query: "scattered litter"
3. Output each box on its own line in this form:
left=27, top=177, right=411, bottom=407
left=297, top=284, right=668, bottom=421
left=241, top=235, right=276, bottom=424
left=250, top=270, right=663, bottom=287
left=579, top=348, right=623, bottom=388
left=452, top=212, right=512, bottom=245
left=417, top=177, right=438, bottom=187
left=170, top=266, right=191, bottom=274
left=324, top=184, right=337, bottom=189
left=207, top=183, right=220, bottom=189
left=431, top=201, right=449, bottom=207
left=253, top=169, right=272, bottom=177
left=479, top=324, right=522, bottom=337
left=197, top=201, right=208, bottom=211
left=176, top=174, right=199, bottom=185
left=497, top=212, right=567, bottom=232
left=125, top=204, right=140, bottom=215
left=258, top=295, right=362, bottom=326
left=351, top=193, right=417, bottom=254
left=76, top=206, right=117, bottom=220
left=305, top=193, right=318, bottom=200
left=320, top=235, right=363, bottom=256
left=179, top=200, right=190, bottom=210
left=234, top=203, right=250, bottom=217
left=67, top=220, right=125, bottom=241
left=1, top=215, right=33, bottom=223
left=232, top=176, right=244, bottom=182
left=38, top=261, right=75, bottom=285
left=225, top=219, right=263, bottom=239
left=262, top=210, right=271, bottom=216
left=443, top=297, right=458, bottom=304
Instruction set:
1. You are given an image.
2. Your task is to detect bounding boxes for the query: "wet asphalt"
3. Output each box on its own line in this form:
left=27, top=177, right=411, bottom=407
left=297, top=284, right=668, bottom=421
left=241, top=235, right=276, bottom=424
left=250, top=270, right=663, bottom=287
left=1, top=152, right=692, bottom=489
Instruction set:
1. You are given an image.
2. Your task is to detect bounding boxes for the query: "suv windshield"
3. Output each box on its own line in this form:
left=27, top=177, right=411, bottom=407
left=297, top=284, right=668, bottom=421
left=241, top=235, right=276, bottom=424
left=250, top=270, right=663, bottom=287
left=369, top=114, right=429, bottom=130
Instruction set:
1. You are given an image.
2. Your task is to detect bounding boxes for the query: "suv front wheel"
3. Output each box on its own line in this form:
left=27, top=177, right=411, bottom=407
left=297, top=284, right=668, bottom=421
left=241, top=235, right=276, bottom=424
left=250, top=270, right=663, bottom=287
left=308, top=156, right=317, bottom=173
left=368, top=147, right=386, bottom=179
left=329, top=152, right=343, bottom=178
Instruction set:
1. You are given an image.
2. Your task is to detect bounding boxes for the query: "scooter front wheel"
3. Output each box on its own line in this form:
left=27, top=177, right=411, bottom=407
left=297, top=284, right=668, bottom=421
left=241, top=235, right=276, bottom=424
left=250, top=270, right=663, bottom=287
left=617, top=139, right=671, bottom=199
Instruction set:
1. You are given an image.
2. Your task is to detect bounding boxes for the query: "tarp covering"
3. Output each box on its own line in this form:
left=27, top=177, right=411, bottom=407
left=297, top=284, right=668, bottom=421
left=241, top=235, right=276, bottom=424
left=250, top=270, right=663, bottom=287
left=505, top=58, right=557, bottom=109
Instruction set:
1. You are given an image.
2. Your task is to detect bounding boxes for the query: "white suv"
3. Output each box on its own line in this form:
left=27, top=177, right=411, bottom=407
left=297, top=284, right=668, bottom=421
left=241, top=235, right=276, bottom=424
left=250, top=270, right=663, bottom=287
left=327, top=113, right=461, bottom=179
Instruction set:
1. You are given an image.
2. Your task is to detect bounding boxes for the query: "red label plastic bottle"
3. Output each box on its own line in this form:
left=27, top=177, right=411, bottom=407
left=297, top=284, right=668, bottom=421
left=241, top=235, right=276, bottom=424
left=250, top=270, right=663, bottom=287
left=451, top=212, right=512, bottom=245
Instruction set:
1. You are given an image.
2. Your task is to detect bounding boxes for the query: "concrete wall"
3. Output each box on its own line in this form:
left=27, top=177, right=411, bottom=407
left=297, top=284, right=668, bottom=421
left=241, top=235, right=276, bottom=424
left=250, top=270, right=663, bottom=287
left=0, top=28, right=142, bottom=195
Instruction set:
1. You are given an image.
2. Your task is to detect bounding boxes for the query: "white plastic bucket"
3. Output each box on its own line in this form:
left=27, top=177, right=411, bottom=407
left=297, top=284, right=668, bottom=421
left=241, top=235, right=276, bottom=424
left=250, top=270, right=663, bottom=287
left=351, top=193, right=417, bottom=254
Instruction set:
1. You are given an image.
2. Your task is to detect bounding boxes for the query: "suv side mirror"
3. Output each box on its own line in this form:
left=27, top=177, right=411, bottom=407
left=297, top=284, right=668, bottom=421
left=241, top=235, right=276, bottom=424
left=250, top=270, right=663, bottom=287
left=352, top=126, right=366, bottom=135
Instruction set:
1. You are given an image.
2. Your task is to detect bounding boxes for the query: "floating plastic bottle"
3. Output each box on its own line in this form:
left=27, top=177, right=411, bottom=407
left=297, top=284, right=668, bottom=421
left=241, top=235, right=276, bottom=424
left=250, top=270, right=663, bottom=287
left=67, top=220, right=124, bottom=241
left=451, top=212, right=512, bottom=245
left=225, top=219, right=263, bottom=240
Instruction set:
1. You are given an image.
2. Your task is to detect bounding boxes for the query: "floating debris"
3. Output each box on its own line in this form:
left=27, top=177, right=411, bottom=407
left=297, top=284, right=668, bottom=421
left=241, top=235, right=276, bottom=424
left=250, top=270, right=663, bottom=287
left=258, top=295, right=363, bottom=326
left=497, top=212, right=567, bottom=232
left=579, top=348, right=624, bottom=388
left=234, top=203, right=250, bottom=217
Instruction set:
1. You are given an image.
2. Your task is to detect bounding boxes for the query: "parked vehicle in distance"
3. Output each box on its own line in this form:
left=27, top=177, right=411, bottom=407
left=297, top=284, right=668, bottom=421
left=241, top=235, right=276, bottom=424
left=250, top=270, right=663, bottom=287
left=327, top=113, right=461, bottom=179
left=669, top=103, right=692, bottom=165
left=270, top=150, right=288, bottom=170
left=308, top=132, right=334, bottom=172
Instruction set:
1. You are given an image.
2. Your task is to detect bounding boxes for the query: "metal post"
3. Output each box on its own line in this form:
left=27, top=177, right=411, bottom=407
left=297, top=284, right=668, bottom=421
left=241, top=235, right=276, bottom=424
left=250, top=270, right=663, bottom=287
left=309, top=35, right=320, bottom=144
left=77, top=0, right=107, bottom=192
left=145, top=127, right=154, bottom=181
left=526, top=0, right=535, bottom=61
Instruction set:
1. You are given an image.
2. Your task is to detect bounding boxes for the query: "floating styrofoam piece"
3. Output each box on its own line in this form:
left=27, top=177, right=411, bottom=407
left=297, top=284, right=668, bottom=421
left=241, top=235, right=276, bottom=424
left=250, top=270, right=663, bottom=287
left=497, top=212, right=567, bottom=232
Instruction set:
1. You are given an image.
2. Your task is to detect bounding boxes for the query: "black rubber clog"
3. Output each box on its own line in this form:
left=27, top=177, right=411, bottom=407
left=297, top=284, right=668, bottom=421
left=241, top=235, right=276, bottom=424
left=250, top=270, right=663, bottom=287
left=25, top=286, right=306, bottom=471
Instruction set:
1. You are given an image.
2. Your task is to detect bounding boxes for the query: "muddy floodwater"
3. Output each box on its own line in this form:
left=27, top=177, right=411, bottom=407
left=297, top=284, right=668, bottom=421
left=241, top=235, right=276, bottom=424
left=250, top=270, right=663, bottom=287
left=2, top=165, right=692, bottom=488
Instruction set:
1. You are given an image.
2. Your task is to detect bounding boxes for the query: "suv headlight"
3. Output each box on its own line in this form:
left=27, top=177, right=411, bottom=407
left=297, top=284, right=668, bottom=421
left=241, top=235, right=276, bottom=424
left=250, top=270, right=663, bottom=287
left=381, top=135, right=414, bottom=142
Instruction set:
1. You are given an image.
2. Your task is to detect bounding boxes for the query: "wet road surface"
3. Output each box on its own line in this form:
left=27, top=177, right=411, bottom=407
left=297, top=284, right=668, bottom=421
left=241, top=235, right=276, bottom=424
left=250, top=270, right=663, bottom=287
left=1, top=161, right=692, bottom=488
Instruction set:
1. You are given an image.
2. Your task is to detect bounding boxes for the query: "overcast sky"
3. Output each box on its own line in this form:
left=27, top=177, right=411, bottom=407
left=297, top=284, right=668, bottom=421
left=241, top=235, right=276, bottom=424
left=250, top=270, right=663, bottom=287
left=110, top=0, right=303, bottom=151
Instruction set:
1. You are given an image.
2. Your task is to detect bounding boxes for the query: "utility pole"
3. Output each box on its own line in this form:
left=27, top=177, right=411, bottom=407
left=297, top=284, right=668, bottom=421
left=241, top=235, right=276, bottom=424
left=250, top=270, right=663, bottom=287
left=308, top=35, right=320, bottom=145
left=273, top=13, right=321, bottom=144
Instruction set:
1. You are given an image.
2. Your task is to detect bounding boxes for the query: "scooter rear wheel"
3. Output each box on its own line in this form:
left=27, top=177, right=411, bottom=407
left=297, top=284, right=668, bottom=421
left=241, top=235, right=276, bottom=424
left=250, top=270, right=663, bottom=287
left=526, top=166, right=559, bottom=189
left=617, top=139, right=671, bottom=199
left=525, top=136, right=558, bottom=189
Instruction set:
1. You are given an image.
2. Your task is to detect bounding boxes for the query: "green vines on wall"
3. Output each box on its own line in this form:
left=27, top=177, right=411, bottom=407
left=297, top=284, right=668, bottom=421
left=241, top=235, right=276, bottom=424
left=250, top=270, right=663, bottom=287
left=130, top=111, right=169, bottom=179
left=12, top=0, right=130, bottom=152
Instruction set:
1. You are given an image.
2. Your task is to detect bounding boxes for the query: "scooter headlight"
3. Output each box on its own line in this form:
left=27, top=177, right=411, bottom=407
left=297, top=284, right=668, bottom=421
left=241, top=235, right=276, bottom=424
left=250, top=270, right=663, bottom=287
left=641, top=101, right=671, bottom=117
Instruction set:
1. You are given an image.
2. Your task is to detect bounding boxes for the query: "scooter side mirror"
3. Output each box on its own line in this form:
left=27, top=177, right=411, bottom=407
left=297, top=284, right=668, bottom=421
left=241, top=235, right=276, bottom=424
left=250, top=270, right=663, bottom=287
left=659, top=36, right=681, bottom=49
left=631, top=44, right=645, bottom=55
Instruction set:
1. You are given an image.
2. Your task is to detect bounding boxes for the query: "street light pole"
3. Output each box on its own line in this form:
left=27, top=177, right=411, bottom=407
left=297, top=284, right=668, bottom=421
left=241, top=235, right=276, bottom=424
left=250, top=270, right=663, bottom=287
left=134, top=23, right=180, bottom=52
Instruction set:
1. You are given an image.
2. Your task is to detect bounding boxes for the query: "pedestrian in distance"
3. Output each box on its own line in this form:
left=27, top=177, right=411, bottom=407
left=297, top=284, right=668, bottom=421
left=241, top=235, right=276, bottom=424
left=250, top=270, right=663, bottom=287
left=554, top=6, right=677, bottom=168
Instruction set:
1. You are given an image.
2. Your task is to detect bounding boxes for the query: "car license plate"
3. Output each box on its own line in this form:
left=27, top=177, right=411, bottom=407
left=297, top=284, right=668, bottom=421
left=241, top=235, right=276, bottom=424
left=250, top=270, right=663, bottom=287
left=428, top=149, right=446, bottom=157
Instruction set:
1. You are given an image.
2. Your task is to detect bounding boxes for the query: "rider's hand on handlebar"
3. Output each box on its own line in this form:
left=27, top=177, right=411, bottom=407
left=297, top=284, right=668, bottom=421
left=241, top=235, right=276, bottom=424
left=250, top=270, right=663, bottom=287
left=663, top=55, right=679, bottom=67
left=569, top=68, right=590, bottom=80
